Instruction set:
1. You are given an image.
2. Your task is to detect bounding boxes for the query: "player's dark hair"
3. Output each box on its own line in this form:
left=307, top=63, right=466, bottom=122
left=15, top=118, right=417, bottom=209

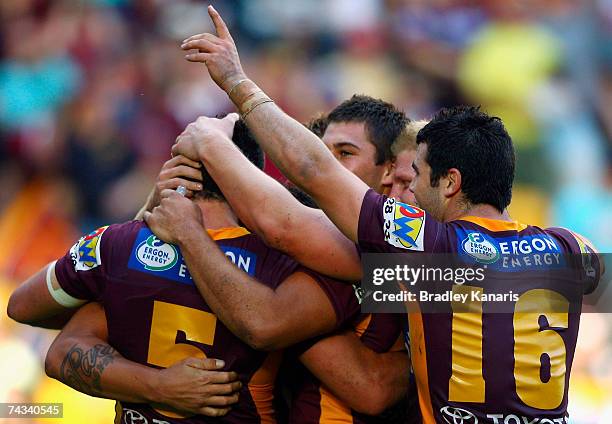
left=416, top=106, right=515, bottom=212
left=327, top=95, right=409, bottom=165
left=196, top=119, right=264, bottom=201
left=286, top=184, right=319, bottom=209
left=306, top=114, right=329, bottom=138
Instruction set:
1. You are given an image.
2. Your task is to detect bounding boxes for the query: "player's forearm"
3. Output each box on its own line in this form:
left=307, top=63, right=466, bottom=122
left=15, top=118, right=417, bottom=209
left=198, top=139, right=302, bottom=249
left=227, top=80, right=338, bottom=198
left=224, top=79, right=365, bottom=243
left=368, top=350, right=410, bottom=410
left=177, top=230, right=279, bottom=350
left=45, top=335, right=159, bottom=404
left=199, top=139, right=361, bottom=279
left=301, top=333, right=410, bottom=415
left=7, top=267, right=78, bottom=329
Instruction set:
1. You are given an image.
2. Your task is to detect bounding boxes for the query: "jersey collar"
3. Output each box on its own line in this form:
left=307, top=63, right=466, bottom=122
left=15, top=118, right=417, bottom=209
left=458, top=216, right=528, bottom=232
left=206, top=227, right=251, bottom=241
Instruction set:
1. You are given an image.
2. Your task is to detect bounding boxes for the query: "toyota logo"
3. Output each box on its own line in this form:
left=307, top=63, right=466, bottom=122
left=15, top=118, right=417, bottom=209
left=123, top=409, right=148, bottom=424
left=440, top=406, right=478, bottom=424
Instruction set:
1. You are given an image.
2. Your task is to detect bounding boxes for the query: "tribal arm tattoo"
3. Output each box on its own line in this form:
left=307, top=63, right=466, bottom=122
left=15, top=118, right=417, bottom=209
left=46, top=336, right=160, bottom=404
left=59, top=343, right=117, bottom=396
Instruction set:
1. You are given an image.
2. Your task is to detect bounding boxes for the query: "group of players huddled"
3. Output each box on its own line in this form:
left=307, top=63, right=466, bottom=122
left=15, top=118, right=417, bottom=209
left=7, top=6, right=604, bottom=424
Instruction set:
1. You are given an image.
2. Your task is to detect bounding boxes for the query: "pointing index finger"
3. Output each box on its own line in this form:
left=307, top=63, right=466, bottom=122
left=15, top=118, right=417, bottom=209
left=208, top=5, right=232, bottom=41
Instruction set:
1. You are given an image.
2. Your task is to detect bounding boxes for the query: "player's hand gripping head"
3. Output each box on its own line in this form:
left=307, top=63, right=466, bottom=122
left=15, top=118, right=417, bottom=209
left=152, top=155, right=204, bottom=201
left=181, top=6, right=246, bottom=92
left=144, top=189, right=203, bottom=244
left=171, top=113, right=239, bottom=162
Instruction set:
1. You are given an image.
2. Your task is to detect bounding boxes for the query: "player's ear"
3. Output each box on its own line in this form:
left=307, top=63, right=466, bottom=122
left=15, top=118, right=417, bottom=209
left=443, top=168, right=462, bottom=198
left=381, top=160, right=395, bottom=187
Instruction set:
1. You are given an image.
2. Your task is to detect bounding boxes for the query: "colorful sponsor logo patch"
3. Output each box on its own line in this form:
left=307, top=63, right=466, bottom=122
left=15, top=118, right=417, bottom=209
left=461, top=232, right=500, bottom=264
left=128, top=228, right=257, bottom=285
left=70, top=226, right=109, bottom=271
left=383, top=198, right=426, bottom=251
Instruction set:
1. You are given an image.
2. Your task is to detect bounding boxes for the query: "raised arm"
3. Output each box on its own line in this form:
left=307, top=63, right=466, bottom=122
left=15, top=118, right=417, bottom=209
left=144, top=190, right=355, bottom=351
left=299, top=331, right=410, bottom=415
left=179, top=6, right=369, bottom=242
left=172, top=117, right=361, bottom=280
left=45, top=302, right=241, bottom=417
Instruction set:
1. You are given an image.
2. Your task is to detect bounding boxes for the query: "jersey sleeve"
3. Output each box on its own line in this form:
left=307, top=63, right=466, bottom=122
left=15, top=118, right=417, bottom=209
left=54, top=221, right=141, bottom=301
left=355, top=313, right=404, bottom=353
left=546, top=227, right=602, bottom=295
left=357, top=189, right=444, bottom=254
left=298, top=268, right=361, bottom=331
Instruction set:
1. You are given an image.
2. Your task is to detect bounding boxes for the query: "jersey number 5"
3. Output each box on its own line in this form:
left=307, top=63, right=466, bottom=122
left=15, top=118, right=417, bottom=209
left=147, top=301, right=218, bottom=417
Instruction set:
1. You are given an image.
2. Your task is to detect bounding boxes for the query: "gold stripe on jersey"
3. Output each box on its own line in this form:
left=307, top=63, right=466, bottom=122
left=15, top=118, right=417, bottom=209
left=248, top=350, right=283, bottom=424
left=207, top=226, right=251, bottom=240
left=458, top=216, right=528, bottom=232
left=408, top=309, right=435, bottom=424
left=319, top=385, right=353, bottom=423
left=354, top=314, right=372, bottom=336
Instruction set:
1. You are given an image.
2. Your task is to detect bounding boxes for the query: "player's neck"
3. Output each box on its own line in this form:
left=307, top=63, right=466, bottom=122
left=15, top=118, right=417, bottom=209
left=446, top=202, right=512, bottom=222
left=196, top=200, right=240, bottom=230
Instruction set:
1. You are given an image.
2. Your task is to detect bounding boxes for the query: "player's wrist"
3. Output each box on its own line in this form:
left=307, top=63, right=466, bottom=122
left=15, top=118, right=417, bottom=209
left=174, top=220, right=208, bottom=248
left=228, top=79, right=263, bottom=109
left=195, top=129, right=232, bottom=162
left=221, top=71, right=248, bottom=95
left=142, top=367, right=165, bottom=403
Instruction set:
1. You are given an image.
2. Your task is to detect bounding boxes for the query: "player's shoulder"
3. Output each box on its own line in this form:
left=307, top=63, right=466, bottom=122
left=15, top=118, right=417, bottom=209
left=542, top=226, right=598, bottom=254
left=86, top=220, right=145, bottom=241
left=216, top=229, right=302, bottom=284
left=68, top=220, right=143, bottom=274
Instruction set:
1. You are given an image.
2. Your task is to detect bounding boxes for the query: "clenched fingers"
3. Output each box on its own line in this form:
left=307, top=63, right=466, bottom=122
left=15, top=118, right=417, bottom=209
left=201, top=370, right=240, bottom=384
left=156, top=178, right=200, bottom=197
left=201, top=393, right=240, bottom=407
left=162, top=155, right=202, bottom=170
left=205, top=381, right=242, bottom=395
left=160, top=165, right=203, bottom=182
left=187, top=357, right=225, bottom=370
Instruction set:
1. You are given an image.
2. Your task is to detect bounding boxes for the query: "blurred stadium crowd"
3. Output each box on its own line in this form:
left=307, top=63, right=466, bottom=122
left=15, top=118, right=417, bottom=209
left=0, top=0, right=611, bottom=423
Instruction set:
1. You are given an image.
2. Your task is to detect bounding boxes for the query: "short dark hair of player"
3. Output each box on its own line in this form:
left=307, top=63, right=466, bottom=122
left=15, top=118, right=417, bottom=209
left=306, top=114, right=329, bottom=139
left=416, top=105, right=515, bottom=212
left=286, top=184, right=319, bottom=209
left=196, top=119, right=265, bottom=201
left=327, top=95, right=409, bottom=165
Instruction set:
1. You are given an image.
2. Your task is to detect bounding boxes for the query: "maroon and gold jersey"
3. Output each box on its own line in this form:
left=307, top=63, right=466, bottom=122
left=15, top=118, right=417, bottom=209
left=358, top=189, right=601, bottom=424
left=54, top=220, right=360, bottom=424
left=288, top=312, right=405, bottom=424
